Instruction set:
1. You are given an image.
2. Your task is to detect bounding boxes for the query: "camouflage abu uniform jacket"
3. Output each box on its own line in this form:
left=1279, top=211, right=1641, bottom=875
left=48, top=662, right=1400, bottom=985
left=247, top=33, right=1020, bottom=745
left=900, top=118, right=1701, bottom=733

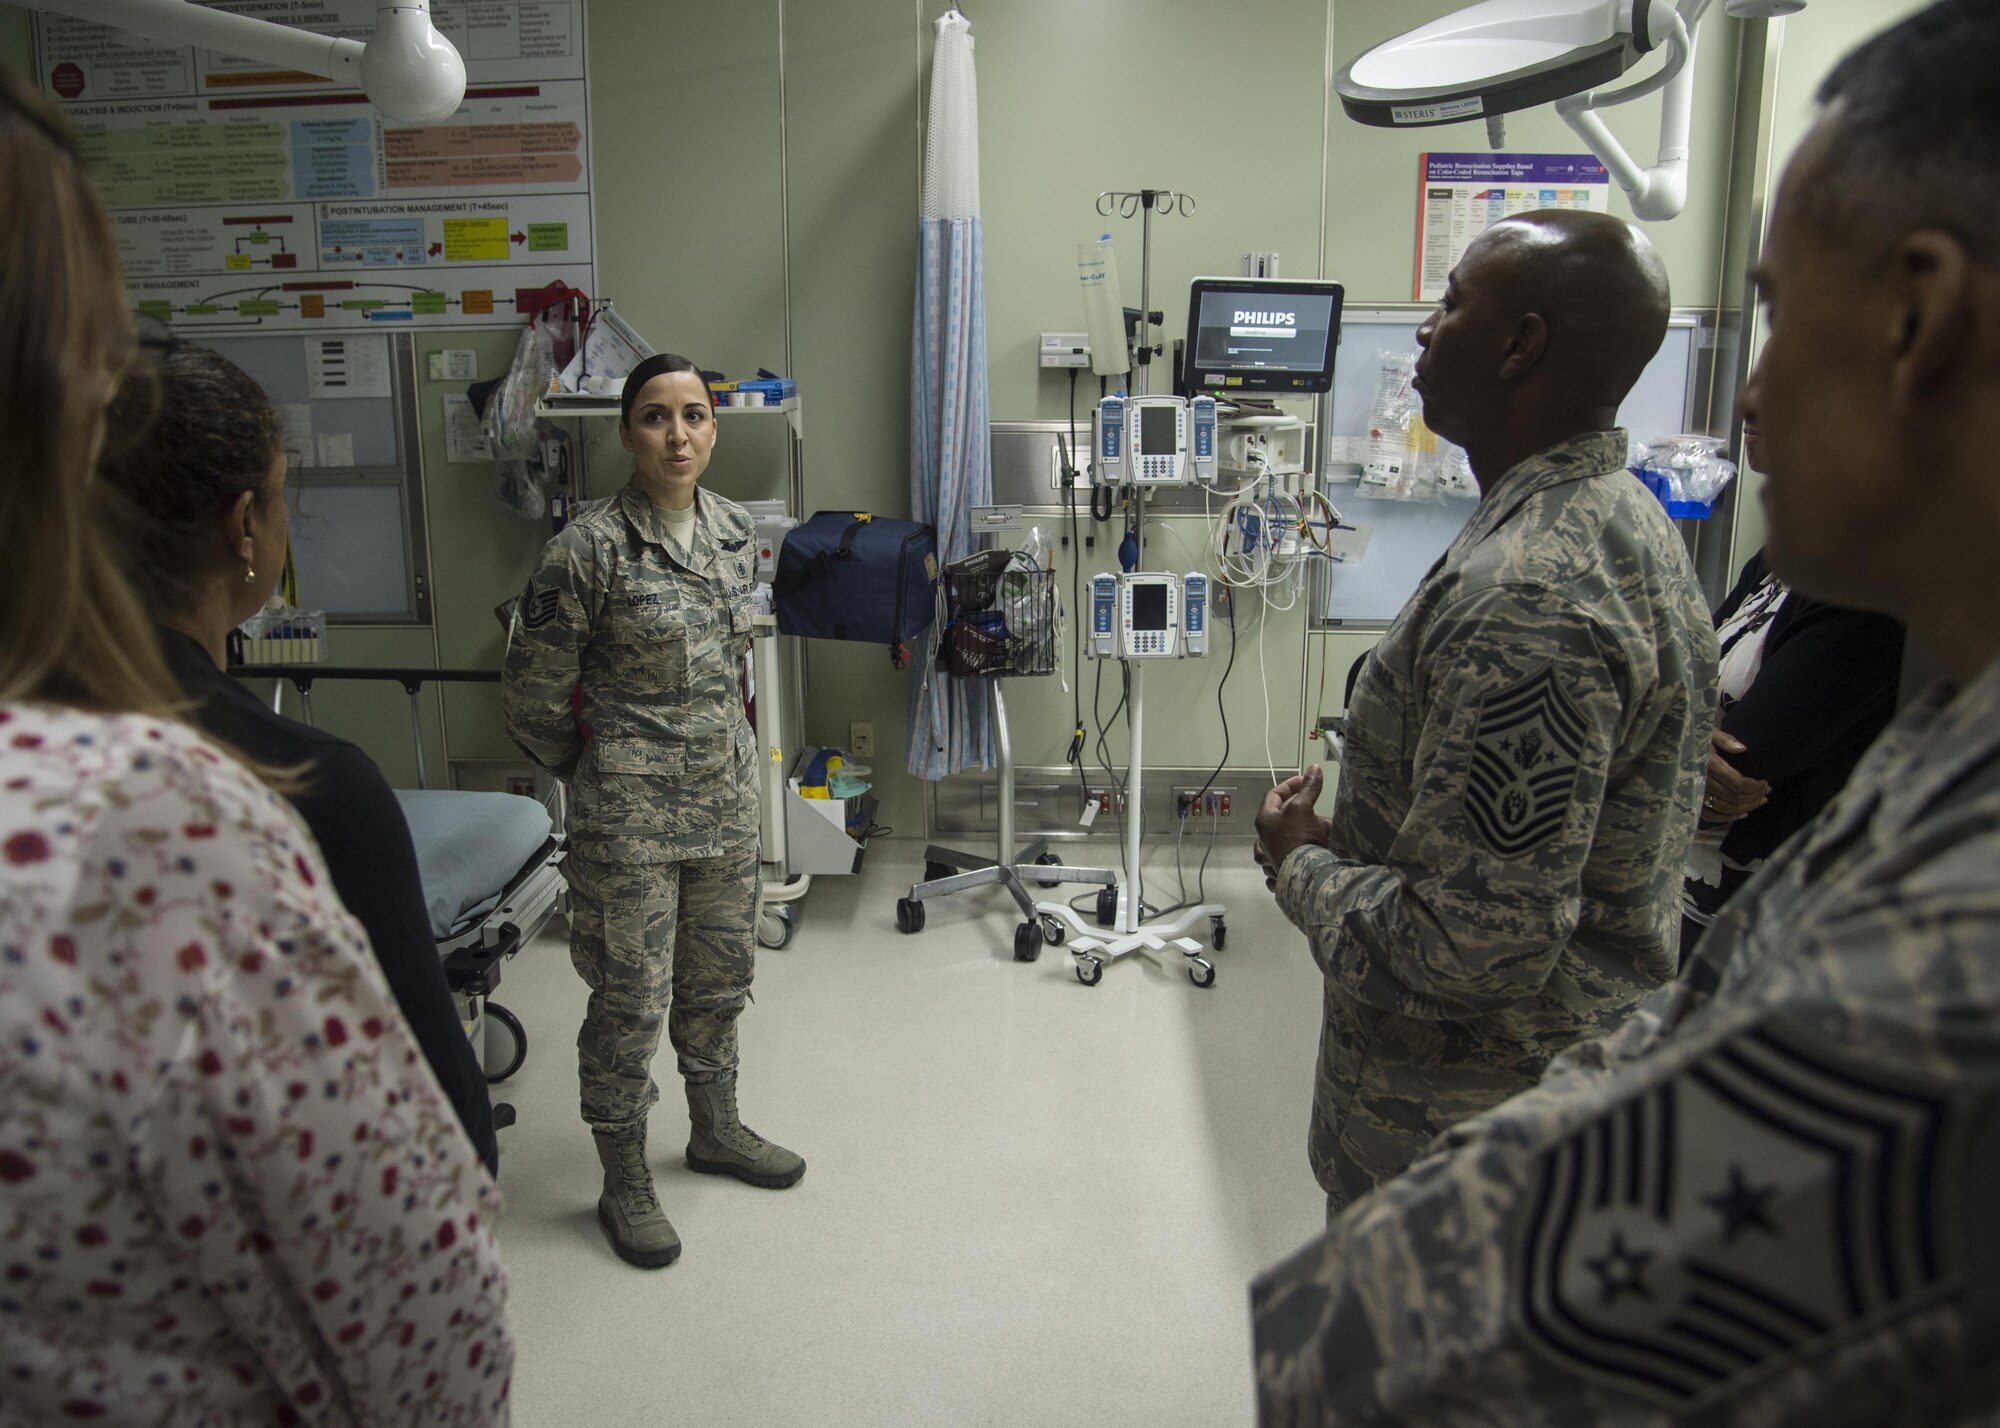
left=1252, top=653, right=2000, bottom=1427
left=1279, top=429, right=1719, bottom=1205
left=502, top=480, right=760, bottom=864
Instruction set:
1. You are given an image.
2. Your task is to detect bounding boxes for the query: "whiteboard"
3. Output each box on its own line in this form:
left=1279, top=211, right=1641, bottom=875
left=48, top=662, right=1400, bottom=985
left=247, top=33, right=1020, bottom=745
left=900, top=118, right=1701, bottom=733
left=286, top=485, right=416, bottom=617
left=204, top=334, right=400, bottom=469
left=1316, top=310, right=1701, bottom=624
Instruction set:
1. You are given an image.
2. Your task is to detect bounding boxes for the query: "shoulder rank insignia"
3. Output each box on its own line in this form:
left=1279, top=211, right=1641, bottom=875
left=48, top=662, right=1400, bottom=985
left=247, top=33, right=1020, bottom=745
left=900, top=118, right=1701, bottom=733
left=1464, top=663, right=1586, bottom=857
left=520, top=583, right=561, bottom=631
left=1510, top=1024, right=1961, bottom=1412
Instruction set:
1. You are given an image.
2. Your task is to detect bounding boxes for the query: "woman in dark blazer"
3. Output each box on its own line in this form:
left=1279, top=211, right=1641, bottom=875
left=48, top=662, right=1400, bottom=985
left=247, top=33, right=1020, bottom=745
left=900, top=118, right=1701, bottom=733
left=99, top=335, right=499, bottom=1174
left=1681, top=431, right=1906, bottom=961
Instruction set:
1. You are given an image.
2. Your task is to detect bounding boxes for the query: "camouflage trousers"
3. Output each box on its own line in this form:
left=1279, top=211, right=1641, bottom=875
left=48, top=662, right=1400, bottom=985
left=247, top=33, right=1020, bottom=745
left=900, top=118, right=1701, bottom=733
left=1312, top=986, right=1556, bottom=1219
left=562, top=843, right=758, bottom=1135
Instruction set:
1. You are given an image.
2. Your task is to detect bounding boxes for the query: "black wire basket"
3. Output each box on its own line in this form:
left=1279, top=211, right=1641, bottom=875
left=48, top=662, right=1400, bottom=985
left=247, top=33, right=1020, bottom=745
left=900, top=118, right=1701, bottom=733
left=940, top=551, right=1058, bottom=677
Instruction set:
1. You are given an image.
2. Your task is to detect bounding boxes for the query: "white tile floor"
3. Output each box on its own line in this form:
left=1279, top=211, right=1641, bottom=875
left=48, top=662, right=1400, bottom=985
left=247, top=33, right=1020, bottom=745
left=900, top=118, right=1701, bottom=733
left=490, top=836, right=1328, bottom=1428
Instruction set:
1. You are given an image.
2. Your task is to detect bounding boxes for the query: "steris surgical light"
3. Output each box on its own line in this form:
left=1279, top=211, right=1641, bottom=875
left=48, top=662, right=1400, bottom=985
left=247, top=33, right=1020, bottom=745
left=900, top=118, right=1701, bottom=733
left=1333, top=0, right=1810, bottom=221
left=31, top=0, right=467, bottom=125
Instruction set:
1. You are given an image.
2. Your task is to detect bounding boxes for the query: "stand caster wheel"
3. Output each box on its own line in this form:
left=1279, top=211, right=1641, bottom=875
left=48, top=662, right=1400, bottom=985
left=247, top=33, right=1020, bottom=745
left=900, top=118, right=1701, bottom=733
left=895, top=897, right=925, bottom=935
left=1188, top=957, right=1217, bottom=989
left=1074, top=955, right=1104, bottom=987
left=1209, top=916, right=1227, bottom=952
left=1039, top=913, right=1066, bottom=946
left=924, top=861, right=954, bottom=883
left=482, top=1002, right=527, bottom=1083
left=758, top=902, right=798, bottom=949
left=1095, top=887, right=1118, bottom=927
left=1012, top=921, right=1042, bottom=963
left=1034, top=852, right=1063, bottom=866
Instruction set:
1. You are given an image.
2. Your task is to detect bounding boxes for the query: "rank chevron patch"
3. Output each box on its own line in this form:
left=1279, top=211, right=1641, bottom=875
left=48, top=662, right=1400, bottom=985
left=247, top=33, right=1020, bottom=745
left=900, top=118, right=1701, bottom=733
left=1510, top=1024, right=1962, bottom=1412
left=1464, top=664, right=1587, bottom=857
left=520, top=583, right=561, bottom=631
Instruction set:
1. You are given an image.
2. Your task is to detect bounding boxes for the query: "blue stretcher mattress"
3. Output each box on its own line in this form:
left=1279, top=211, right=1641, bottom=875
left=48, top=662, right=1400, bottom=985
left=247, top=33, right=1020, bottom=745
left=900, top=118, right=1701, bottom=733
left=394, top=790, right=556, bottom=939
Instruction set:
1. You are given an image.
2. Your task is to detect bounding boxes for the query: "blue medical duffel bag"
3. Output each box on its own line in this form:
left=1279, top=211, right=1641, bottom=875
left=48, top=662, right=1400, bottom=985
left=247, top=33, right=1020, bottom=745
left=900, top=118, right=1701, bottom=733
left=774, top=511, right=940, bottom=668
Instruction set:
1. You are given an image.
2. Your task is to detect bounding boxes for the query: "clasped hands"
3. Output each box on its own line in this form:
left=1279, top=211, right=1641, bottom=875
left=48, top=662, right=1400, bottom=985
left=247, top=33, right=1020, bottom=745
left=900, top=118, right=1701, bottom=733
left=1253, top=764, right=1331, bottom=894
left=1703, top=730, right=1769, bottom=824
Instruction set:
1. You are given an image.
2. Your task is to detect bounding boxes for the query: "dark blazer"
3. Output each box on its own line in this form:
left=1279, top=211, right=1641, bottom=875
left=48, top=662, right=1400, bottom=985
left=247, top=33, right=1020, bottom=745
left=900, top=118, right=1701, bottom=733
left=1705, top=549, right=1906, bottom=878
left=160, top=628, right=499, bottom=1174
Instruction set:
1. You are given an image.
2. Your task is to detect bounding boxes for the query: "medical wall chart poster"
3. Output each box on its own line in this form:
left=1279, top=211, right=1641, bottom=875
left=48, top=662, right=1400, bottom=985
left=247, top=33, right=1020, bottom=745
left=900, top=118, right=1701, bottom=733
left=1413, top=153, right=1610, bottom=302
left=34, top=1, right=594, bottom=333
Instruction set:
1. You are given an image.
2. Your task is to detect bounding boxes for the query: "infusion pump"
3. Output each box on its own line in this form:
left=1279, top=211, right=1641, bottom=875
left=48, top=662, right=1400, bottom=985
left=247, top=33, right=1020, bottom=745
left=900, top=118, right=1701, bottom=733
left=1089, top=571, right=1210, bottom=660
left=1092, top=395, right=1218, bottom=488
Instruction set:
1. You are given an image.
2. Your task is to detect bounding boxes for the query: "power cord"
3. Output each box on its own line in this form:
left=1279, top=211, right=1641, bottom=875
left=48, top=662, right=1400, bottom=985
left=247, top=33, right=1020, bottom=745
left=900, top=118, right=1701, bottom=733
left=1062, top=375, right=1090, bottom=816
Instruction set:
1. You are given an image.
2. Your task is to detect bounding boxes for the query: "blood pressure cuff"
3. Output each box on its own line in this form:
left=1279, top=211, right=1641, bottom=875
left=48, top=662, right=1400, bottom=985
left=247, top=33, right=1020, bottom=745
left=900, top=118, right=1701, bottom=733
left=943, top=610, right=1009, bottom=676
left=774, top=511, right=940, bottom=668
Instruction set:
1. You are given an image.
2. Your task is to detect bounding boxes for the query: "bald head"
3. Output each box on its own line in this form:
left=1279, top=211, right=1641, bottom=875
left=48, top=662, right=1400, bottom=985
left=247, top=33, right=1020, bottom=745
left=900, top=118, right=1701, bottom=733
left=1472, top=211, right=1672, bottom=408
left=1414, top=210, right=1672, bottom=485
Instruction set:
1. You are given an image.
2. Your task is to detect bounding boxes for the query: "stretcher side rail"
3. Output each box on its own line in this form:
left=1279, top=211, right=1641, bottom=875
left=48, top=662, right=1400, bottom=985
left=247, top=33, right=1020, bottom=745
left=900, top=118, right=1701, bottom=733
left=226, top=663, right=501, bottom=791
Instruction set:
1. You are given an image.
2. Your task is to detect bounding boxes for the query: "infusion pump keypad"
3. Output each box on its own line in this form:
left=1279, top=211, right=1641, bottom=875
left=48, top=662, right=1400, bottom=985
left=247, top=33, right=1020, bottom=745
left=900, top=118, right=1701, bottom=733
left=1140, top=456, right=1176, bottom=481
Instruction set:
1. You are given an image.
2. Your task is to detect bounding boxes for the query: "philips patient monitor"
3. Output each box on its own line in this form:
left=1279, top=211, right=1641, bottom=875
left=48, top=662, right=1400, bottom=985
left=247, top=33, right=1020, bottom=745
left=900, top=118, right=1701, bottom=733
left=1184, top=277, right=1345, bottom=395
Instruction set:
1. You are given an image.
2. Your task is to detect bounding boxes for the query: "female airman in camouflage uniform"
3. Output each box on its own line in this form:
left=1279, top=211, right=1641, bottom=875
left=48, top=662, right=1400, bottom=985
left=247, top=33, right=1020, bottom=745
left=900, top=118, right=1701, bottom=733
left=503, top=353, right=802, bottom=1268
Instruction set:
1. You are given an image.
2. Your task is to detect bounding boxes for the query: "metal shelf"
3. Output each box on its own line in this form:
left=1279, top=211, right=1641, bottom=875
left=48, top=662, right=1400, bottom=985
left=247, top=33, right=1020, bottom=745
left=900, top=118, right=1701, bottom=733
left=534, top=393, right=801, bottom=439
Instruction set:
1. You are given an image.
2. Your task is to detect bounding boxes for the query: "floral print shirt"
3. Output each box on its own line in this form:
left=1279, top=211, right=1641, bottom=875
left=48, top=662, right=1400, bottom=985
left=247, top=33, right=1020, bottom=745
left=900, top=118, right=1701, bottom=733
left=0, top=704, right=513, bottom=1426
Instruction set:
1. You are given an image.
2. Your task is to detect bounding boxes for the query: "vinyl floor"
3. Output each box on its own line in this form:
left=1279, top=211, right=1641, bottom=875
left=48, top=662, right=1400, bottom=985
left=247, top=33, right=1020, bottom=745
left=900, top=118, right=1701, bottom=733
left=490, top=835, right=1328, bottom=1428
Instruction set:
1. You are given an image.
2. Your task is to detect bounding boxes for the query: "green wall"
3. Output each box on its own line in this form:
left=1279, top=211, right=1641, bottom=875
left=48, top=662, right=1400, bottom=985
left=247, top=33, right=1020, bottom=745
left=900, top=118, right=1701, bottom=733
left=0, top=0, right=1929, bottom=833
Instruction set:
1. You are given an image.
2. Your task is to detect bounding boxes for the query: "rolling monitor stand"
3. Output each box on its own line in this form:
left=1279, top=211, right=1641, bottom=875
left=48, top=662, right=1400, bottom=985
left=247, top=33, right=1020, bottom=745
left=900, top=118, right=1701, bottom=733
left=893, top=681, right=1116, bottom=962
left=1031, top=561, right=1227, bottom=990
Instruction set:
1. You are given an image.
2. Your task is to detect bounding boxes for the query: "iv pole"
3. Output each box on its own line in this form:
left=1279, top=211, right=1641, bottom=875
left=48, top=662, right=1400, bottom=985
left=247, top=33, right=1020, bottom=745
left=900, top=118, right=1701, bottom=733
left=1028, top=187, right=1224, bottom=989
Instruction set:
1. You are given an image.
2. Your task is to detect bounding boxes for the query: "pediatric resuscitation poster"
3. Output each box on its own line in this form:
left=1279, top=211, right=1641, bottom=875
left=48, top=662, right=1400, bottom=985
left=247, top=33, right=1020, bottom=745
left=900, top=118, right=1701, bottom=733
left=1413, top=152, right=1610, bottom=301
left=33, top=1, right=594, bottom=333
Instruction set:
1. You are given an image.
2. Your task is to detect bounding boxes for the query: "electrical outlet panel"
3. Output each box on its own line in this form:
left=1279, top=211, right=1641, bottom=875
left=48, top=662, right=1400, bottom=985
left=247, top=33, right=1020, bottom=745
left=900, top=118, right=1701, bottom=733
left=1172, top=786, right=1238, bottom=819
left=1087, top=786, right=1128, bottom=817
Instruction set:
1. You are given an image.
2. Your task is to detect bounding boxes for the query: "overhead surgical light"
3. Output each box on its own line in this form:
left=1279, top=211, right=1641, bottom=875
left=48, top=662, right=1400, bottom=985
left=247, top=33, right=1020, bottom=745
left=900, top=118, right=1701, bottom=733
left=1334, top=0, right=1806, bottom=220
left=30, top=0, right=467, bottom=125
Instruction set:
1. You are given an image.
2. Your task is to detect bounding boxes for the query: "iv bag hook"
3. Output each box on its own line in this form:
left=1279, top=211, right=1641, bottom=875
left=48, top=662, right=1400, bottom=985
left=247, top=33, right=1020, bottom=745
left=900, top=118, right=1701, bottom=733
left=1092, top=188, right=1196, bottom=390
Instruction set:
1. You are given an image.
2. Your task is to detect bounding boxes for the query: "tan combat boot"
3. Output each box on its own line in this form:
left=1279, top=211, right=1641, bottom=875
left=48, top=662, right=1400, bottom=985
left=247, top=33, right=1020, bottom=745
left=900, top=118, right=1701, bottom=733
left=593, top=1127, right=682, bottom=1267
left=685, top=1079, right=805, bottom=1189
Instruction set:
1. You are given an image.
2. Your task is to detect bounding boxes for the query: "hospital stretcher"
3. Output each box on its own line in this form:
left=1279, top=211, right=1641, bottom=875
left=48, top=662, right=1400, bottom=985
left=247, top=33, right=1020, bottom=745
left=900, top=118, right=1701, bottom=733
left=231, top=664, right=568, bottom=1087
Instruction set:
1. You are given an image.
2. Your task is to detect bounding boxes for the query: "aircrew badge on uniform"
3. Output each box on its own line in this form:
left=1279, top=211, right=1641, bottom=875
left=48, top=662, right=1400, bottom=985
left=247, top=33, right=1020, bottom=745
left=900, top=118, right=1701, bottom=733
left=1509, top=1024, right=1962, bottom=1412
left=520, top=582, right=561, bottom=631
left=1465, top=664, right=1587, bottom=856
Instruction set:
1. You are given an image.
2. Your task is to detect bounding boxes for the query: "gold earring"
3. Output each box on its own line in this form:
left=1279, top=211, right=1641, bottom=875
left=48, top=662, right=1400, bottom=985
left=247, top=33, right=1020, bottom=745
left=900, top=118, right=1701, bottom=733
left=244, top=564, right=256, bottom=583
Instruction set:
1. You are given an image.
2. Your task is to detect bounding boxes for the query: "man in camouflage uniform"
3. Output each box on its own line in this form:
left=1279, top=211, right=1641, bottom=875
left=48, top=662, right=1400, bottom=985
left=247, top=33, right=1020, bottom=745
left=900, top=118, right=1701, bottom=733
left=1251, top=3, right=2000, bottom=1421
left=503, top=354, right=802, bottom=1269
left=1255, top=212, right=1719, bottom=1215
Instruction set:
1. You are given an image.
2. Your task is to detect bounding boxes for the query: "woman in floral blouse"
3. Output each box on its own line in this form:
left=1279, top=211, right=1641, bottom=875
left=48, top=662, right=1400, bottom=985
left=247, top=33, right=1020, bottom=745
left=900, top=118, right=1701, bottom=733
left=0, top=73, right=514, bottom=1426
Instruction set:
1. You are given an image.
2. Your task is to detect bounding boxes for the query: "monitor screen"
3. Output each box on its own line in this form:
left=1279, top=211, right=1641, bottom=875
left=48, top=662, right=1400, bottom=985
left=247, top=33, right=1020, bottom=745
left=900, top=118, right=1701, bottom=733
left=1184, top=278, right=1345, bottom=394
left=1130, top=582, right=1168, bottom=631
left=1137, top=403, right=1179, bottom=455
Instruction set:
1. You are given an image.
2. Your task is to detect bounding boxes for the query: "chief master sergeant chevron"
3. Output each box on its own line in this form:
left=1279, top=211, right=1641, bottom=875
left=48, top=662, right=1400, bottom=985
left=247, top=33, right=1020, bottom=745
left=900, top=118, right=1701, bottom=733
left=1252, top=2, right=2000, bottom=1422
left=1254, top=210, right=1719, bottom=1217
left=502, top=353, right=803, bottom=1272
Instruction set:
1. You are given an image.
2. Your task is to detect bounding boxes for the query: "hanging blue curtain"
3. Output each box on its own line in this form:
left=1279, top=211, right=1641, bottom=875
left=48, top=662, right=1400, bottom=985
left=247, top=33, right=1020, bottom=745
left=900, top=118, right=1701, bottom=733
left=907, top=9, right=993, bottom=780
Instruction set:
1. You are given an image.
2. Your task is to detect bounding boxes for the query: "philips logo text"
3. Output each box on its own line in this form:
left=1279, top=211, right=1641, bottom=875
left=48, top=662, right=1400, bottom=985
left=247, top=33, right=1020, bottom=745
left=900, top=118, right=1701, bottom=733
left=1233, top=310, right=1296, bottom=326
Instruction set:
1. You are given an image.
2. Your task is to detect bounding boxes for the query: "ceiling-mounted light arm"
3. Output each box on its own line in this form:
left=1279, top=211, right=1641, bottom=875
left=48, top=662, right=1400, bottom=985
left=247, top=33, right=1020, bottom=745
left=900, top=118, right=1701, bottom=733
left=1554, top=0, right=1703, bottom=219
left=1332, top=0, right=1798, bottom=223
left=29, top=0, right=466, bottom=125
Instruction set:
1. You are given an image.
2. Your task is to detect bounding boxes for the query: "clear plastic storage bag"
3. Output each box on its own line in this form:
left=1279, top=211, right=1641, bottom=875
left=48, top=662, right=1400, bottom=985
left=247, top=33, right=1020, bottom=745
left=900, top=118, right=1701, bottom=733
left=1632, top=434, right=1737, bottom=517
